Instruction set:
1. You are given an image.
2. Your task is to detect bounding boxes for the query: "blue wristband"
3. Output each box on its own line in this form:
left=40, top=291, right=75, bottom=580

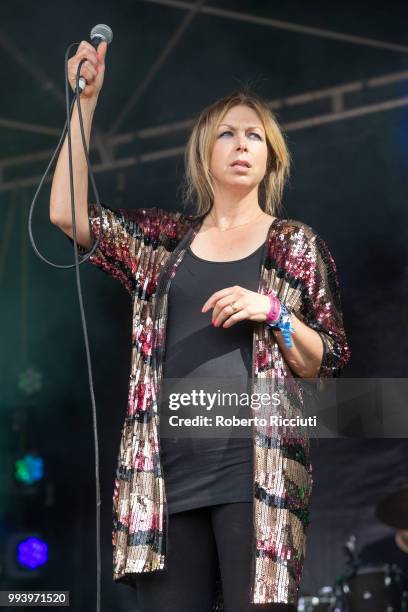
left=266, top=303, right=295, bottom=348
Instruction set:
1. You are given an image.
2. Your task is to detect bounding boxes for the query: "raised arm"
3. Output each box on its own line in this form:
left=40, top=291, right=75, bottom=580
left=48, top=39, right=190, bottom=297
left=49, top=39, right=107, bottom=248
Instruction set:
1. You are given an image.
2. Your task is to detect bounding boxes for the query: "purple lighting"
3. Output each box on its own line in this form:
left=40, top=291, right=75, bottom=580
left=17, top=537, right=48, bottom=569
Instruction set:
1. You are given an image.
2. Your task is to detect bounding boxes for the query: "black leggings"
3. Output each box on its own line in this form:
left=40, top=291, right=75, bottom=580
left=135, top=502, right=297, bottom=612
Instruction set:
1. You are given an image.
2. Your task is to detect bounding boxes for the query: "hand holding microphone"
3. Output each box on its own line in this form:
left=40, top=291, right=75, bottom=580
left=67, top=24, right=112, bottom=100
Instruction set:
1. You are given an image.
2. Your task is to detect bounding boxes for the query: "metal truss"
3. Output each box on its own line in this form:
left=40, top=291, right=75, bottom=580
left=142, top=0, right=408, bottom=55
left=0, top=68, right=407, bottom=193
left=1, top=2, right=407, bottom=193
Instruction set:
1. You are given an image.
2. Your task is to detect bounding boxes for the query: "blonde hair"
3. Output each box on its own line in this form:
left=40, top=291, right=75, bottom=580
left=181, top=89, right=291, bottom=217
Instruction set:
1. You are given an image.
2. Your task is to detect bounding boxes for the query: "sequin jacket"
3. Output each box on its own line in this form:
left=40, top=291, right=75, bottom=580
left=78, top=202, right=351, bottom=609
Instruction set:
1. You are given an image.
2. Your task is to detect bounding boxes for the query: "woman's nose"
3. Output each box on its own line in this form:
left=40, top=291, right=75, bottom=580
left=236, top=138, right=248, bottom=151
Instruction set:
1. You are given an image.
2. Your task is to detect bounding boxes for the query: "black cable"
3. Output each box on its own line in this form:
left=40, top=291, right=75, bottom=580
left=28, top=42, right=103, bottom=612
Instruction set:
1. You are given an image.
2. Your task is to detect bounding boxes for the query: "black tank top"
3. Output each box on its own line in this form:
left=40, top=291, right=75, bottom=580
left=159, top=242, right=264, bottom=514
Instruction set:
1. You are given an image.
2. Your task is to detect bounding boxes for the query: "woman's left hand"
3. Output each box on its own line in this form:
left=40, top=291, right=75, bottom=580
left=201, top=285, right=270, bottom=328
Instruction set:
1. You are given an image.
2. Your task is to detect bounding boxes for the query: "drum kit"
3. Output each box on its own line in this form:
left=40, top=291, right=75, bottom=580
left=297, top=485, right=408, bottom=612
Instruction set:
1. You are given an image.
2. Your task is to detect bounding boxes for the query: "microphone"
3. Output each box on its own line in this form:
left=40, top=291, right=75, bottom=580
left=77, top=24, right=113, bottom=93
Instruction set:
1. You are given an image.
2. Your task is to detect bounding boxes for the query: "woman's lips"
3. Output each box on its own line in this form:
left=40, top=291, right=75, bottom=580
left=231, top=163, right=250, bottom=171
left=231, top=161, right=251, bottom=167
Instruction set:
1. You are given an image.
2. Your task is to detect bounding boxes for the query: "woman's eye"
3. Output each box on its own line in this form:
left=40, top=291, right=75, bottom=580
left=218, top=131, right=262, bottom=140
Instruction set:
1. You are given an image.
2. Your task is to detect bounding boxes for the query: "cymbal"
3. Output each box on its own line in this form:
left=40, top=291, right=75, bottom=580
left=376, top=483, right=408, bottom=529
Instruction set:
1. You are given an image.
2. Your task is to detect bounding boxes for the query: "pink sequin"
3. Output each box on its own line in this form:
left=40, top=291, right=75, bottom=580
left=85, top=203, right=351, bottom=610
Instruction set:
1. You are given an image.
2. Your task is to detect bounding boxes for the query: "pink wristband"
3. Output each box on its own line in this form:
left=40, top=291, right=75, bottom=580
left=266, top=293, right=281, bottom=324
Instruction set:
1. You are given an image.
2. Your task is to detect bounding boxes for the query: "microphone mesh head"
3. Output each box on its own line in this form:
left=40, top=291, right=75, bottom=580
left=90, top=24, right=113, bottom=44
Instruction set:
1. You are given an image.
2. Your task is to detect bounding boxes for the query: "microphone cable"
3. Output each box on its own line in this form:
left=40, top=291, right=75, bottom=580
left=28, top=40, right=106, bottom=612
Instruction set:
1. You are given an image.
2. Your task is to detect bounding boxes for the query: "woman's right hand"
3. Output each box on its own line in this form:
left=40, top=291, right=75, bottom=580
left=67, top=39, right=108, bottom=100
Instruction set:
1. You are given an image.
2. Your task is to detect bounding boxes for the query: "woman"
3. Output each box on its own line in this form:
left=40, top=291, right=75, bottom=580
left=50, top=41, right=351, bottom=612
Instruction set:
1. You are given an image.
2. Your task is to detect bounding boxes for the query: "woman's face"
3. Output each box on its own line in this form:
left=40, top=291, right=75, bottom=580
left=209, top=104, right=268, bottom=194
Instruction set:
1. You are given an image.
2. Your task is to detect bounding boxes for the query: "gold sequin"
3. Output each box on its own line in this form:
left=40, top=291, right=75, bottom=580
left=84, top=203, right=351, bottom=609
